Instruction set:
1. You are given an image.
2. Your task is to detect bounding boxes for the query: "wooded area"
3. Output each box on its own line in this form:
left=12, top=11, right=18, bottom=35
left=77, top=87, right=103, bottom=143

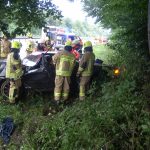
left=0, top=0, right=150, bottom=149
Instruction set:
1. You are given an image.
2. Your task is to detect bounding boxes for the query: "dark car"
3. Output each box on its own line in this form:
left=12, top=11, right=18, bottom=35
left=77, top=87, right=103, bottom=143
left=0, top=51, right=57, bottom=99
left=0, top=51, right=118, bottom=99
left=22, top=51, right=56, bottom=91
left=0, top=51, right=81, bottom=99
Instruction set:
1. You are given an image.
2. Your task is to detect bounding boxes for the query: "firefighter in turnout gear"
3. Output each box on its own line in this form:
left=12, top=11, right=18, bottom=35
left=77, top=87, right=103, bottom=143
left=0, top=35, right=11, bottom=59
left=52, top=40, right=76, bottom=105
left=26, top=33, right=35, bottom=55
left=45, top=37, right=54, bottom=51
left=77, top=41, right=95, bottom=100
left=71, top=39, right=80, bottom=60
left=6, top=41, right=23, bottom=103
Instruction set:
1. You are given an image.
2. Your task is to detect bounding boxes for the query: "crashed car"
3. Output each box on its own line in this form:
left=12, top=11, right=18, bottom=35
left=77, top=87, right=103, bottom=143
left=0, top=51, right=83, bottom=99
left=0, top=51, right=120, bottom=99
left=0, top=51, right=57, bottom=99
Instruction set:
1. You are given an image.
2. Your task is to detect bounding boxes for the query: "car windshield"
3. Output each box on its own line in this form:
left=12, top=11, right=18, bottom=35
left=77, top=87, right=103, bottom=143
left=22, top=54, right=41, bottom=67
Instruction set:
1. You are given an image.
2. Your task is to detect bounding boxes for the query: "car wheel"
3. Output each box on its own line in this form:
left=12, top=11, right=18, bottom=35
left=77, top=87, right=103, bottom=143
left=0, top=79, right=10, bottom=99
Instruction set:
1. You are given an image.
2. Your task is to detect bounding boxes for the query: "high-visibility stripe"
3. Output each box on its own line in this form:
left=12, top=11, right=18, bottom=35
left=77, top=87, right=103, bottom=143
left=62, top=92, right=69, bottom=97
left=79, top=92, right=85, bottom=97
left=54, top=92, right=61, bottom=97
left=56, top=54, right=75, bottom=76
left=54, top=92, right=61, bottom=101
left=79, top=86, right=85, bottom=97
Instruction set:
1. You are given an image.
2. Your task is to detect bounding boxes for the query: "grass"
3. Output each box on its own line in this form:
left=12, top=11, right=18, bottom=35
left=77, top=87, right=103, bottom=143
left=0, top=45, right=115, bottom=148
left=93, top=44, right=115, bottom=64
left=0, top=45, right=149, bottom=149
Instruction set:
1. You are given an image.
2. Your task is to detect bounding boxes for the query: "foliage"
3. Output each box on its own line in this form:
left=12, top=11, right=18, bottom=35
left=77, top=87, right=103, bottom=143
left=0, top=0, right=62, bottom=38
left=60, top=18, right=107, bottom=37
left=93, top=45, right=115, bottom=64
left=0, top=79, right=150, bottom=149
left=80, top=0, right=150, bottom=148
left=81, top=0, right=149, bottom=82
left=0, top=0, right=150, bottom=149
left=81, top=0, right=148, bottom=55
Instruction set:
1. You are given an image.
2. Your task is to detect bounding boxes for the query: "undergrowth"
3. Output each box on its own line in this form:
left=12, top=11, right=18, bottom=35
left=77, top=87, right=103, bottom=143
left=0, top=69, right=150, bottom=150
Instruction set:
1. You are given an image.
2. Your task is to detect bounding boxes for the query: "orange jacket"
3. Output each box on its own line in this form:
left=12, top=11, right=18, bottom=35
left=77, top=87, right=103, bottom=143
left=71, top=48, right=80, bottom=59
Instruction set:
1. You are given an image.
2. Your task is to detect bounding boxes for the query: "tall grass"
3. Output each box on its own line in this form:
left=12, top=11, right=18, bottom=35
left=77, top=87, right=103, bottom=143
left=93, top=44, right=115, bottom=64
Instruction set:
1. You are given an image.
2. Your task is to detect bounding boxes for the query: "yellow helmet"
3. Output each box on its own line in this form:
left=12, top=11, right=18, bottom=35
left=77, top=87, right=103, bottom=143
left=27, top=32, right=32, bottom=38
left=84, top=41, right=92, bottom=48
left=11, top=41, right=21, bottom=49
left=65, top=40, right=72, bottom=46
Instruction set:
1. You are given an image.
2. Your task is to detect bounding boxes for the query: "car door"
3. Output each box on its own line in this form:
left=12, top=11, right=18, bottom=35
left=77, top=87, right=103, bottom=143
left=22, top=53, right=55, bottom=91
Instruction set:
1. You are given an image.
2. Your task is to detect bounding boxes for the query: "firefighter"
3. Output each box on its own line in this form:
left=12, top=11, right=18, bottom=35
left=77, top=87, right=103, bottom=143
left=45, top=37, right=54, bottom=51
left=77, top=41, right=95, bottom=100
left=26, top=33, right=35, bottom=55
left=71, top=39, right=81, bottom=60
left=52, top=40, right=76, bottom=105
left=36, top=39, right=46, bottom=51
left=0, top=35, right=11, bottom=59
left=6, top=41, right=23, bottom=104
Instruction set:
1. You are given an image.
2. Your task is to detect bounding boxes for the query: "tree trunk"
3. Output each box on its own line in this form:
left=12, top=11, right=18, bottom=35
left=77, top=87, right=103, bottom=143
left=148, top=0, right=150, bottom=54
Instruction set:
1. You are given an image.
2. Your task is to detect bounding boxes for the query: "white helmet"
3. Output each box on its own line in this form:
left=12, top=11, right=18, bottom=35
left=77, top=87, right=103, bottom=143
left=72, top=39, right=80, bottom=45
left=45, top=37, right=50, bottom=41
left=39, top=39, right=45, bottom=44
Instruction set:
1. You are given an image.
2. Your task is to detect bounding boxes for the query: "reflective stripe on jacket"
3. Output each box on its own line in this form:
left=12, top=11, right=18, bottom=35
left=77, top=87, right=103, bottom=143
left=78, top=52, right=95, bottom=76
left=6, top=53, right=23, bottom=79
left=53, top=50, right=75, bottom=76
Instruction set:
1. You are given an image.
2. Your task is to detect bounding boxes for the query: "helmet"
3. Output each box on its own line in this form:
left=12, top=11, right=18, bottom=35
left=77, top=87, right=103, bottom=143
left=27, top=41, right=32, bottom=47
left=65, top=40, right=72, bottom=52
left=65, top=40, right=72, bottom=46
left=72, top=39, right=80, bottom=45
left=27, top=32, right=32, bottom=38
left=45, top=37, right=50, bottom=41
left=11, top=41, right=21, bottom=49
left=84, top=41, right=92, bottom=48
left=39, top=39, right=45, bottom=44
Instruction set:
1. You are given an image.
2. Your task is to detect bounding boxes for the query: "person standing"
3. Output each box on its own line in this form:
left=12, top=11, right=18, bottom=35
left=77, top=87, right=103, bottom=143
left=0, top=35, right=11, bottom=59
left=71, top=39, right=81, bottom=60
left=6, top=41, right=23, bottom=104
left=77, top=41, right=95, bottom=100
left=45, top=37, right=54, bottom=51
left=26, top=33, right=35, bottom=55
left=52, top=40, right=76, bottom=105
left=36, top=39, right=46, bottom=51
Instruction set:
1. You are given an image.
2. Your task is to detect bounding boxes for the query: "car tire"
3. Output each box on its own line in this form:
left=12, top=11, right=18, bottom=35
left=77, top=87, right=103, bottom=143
left=0, top=79, right=10, bottom=99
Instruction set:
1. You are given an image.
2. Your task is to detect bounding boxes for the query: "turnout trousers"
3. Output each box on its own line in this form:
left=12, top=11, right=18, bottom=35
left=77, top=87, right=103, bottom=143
left=9, top=79, right=21, bottom=103
left=79, top=76, right=91, bottom=100
left=54, top=76, right=71, bottom=101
